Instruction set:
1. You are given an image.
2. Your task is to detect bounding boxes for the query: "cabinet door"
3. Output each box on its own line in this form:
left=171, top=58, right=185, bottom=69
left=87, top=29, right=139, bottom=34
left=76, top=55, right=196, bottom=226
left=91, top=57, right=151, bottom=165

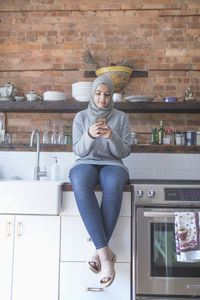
left=12, top=216, right=60, bottom=300
left=60, top=262, right=131, bottom=300
left=61, top=216, right=131, bottom=262
left=0, top=215, right=14, bottom=300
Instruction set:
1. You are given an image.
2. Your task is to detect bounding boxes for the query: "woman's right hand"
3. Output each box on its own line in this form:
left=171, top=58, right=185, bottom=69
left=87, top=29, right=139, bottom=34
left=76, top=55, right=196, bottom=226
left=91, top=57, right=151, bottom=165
left=88, top=122, right=105, bottom=138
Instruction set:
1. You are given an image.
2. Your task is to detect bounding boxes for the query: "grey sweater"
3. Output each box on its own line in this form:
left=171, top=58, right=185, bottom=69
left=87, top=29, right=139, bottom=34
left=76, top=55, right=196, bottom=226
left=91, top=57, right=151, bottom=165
left=72, top=108, right=131, bottom=171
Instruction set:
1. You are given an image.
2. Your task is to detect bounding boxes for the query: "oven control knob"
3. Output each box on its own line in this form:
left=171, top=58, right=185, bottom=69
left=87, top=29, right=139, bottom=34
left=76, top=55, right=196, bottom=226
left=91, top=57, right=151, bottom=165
left=147, top=189, right=155, bottom=198
left=136, top=189, right=143, bottom=198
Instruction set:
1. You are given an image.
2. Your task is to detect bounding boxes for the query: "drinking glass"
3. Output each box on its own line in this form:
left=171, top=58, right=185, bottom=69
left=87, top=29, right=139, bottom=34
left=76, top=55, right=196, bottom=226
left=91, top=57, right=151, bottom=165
left=50, top=121, right=57, bottom=144
left=57, top=121, right=64, bottom=144
left=5, top=132, right=11, bottom=144
left=42, top=121, right=50, bottom=144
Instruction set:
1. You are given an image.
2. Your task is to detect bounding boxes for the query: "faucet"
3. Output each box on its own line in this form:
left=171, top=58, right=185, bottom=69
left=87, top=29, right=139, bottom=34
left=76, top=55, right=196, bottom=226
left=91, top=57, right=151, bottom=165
left=30, top=129, right=47, bottom=180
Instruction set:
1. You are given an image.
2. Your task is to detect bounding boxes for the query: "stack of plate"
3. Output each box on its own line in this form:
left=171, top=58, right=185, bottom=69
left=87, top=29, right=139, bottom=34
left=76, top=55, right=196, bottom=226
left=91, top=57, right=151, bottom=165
left=43, top=91, right=67, bottom=101
left=72, top=82, right=92, bottom=102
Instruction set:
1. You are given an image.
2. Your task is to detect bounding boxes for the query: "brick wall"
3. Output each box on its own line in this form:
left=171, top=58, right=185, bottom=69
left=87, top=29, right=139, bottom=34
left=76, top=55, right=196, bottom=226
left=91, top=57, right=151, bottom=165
left=0, top=0, right=200, bottom=142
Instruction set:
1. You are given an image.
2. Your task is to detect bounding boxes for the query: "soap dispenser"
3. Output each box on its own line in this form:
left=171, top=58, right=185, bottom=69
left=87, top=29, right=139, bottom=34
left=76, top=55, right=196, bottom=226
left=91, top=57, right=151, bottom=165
left=50, top=156, right=60, bottom=181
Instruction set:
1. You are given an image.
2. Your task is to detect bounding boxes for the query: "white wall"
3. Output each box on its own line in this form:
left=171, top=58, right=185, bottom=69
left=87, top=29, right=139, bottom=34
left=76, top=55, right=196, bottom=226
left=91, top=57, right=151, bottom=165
left=0, top=151, right=200, bottom=181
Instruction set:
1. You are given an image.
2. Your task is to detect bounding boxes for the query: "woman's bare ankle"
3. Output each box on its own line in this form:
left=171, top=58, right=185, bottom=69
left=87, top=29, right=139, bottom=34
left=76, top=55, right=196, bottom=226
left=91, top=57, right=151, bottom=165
left=97, top=246, right=113, bottom=262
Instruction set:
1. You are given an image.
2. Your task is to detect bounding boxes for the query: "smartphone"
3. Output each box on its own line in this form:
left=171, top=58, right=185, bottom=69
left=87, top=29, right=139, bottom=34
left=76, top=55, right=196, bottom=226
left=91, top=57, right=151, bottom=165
left=96, top=117, right=107, bottom=124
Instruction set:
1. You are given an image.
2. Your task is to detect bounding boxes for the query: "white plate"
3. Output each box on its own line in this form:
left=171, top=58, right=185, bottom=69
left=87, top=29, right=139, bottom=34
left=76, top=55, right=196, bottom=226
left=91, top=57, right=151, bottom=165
left=125, top=95, right=154, bottom=102
left=72, top=82, right=93, bottom=87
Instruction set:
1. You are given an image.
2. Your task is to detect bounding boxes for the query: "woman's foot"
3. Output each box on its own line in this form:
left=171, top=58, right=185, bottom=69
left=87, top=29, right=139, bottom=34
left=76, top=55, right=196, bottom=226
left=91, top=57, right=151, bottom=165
left=87, top=253, right=101, bottom=274
left=97, top=246, right=116, bottom=287
left=99, top=254, right=116, bottom=287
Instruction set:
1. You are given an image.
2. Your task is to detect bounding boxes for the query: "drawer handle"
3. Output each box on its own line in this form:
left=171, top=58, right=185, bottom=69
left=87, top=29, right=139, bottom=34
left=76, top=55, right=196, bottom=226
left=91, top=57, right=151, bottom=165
left=6, top=221, right=12, bottom=237
left=17, top=222, right=22, bottom=238
left=86, top=287, right=104, bottom=292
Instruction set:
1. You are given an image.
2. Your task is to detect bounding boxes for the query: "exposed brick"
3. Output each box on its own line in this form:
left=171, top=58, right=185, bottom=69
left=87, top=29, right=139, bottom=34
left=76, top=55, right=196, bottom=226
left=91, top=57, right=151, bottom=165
left=0, top=1, right=200, bottom=143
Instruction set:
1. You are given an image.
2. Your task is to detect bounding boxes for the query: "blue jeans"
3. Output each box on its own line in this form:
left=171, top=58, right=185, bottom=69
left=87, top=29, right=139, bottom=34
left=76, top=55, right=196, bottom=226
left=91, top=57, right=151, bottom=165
left=69, top=164, right=129, bottom=249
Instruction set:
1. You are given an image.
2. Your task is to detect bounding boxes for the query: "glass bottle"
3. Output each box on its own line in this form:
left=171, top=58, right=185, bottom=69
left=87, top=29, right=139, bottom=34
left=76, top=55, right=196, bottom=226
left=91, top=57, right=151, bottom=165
left=151, top=128, right=158, bottom=144
left=64, top=126, right=72, bottom=144
left=158, top=121, right=165, bottom=145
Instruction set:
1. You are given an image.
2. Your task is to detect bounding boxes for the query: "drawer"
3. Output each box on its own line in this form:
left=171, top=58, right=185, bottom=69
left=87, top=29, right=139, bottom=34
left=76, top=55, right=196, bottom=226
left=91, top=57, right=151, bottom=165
left=61, top=216, right=131, bottom=262
left=60, top=262, right=131, bottom=300
left=62, top=191, right=131, bottom=216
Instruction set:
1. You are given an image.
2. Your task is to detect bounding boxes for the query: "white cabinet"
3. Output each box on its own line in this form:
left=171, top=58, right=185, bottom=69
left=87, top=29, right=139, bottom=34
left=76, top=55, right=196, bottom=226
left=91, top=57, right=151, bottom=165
left=0, top=215, right=14, bottom=300
left=60, top=191, right=132, bottom=300
left=60, top=262, right=131, bottom=300
left=0, top=215, right=60, bottom=300
left=61, top=216, right=131, bottom=262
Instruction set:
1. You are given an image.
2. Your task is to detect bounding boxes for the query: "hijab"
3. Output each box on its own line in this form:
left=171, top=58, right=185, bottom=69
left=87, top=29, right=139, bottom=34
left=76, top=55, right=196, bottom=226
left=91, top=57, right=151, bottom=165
left=87, top=75, right=114, bottom=123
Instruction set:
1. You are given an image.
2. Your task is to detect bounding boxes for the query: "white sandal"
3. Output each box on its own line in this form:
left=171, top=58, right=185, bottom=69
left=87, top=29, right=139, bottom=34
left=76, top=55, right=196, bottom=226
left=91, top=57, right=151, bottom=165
left=100, top=254, right=117, bottom=287
left=87, top=253, right=101, bottom=274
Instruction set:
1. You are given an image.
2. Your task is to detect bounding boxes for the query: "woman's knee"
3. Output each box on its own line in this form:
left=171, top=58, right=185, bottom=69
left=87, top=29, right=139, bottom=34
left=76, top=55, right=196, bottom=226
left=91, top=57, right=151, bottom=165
left=100, top=165, right=129, bottom=189
left=69, top=164, right=99, bottom=188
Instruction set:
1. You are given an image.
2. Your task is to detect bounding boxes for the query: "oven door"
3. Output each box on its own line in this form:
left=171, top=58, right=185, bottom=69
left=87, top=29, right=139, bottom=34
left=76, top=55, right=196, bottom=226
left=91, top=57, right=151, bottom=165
left=136, top=207, right=200, bottom=297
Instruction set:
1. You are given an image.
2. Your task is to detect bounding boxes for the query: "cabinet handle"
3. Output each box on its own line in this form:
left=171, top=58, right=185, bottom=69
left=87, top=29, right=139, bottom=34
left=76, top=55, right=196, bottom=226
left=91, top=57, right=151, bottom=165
left=6, top=221, right=12, bottom=237
left=86, top=237, right=92, bottom=242
left=17, top=222, right=22, bottom=238
left=86, top=287, right=104, bottom=292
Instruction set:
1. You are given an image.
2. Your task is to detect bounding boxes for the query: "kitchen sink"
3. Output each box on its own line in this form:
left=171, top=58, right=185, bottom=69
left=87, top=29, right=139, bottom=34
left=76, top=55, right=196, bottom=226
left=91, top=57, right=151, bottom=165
left=0, top=180, right=63, bottom=215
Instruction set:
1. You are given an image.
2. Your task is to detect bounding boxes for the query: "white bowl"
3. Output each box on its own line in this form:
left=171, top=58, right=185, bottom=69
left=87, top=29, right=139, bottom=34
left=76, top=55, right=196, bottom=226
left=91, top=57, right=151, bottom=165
left=43, top=91, right=67, bottom=101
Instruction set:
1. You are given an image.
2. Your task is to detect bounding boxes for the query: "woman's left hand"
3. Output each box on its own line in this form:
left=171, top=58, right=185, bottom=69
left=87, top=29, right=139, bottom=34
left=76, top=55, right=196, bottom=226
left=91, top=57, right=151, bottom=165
left=99, top=124, right=112, bottom=139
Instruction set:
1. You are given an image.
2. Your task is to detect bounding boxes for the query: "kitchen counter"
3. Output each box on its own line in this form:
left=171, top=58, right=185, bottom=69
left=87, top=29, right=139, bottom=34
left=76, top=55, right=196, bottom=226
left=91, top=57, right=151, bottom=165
left=62, top=182, right=132, bottom=192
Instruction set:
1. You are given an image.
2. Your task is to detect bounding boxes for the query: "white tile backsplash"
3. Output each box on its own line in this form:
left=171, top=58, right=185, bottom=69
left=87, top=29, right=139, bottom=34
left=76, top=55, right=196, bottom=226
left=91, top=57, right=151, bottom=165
left=0, top=151, right=200, bottom=181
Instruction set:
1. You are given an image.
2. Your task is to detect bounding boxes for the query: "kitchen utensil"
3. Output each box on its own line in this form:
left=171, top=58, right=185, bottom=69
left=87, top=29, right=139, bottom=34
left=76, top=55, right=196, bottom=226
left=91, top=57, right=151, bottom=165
left=15, top=96, right=25, bottom=102
left=113, top=93, right=122, bottom=102
left=26, top=90, right=42, bottom=101
left=0, top=83, right=17, bottom=101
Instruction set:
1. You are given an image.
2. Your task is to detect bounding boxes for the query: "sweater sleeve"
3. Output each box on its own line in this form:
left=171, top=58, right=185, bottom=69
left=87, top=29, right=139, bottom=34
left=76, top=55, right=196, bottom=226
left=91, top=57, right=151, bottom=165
left=107, top=113, right=131, bottom=159
left=72, top=112, right=95, bottom=157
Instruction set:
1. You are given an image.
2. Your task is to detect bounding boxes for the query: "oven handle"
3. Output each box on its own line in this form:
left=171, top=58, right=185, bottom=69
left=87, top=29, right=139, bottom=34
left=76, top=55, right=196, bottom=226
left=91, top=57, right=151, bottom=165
left=187, top=285, right=200, bottom=290
left=144, top=211, right=175, bottom=218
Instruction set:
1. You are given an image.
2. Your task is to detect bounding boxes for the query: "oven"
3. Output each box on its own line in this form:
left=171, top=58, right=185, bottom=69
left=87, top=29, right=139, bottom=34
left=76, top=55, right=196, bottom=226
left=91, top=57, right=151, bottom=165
left=132, top=180, right=200, bottom=299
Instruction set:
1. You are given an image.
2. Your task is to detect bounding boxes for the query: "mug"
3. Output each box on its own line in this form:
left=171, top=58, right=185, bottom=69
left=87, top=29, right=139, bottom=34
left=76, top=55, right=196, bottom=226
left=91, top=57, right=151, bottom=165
left=113, top=93, right=122, bottom=102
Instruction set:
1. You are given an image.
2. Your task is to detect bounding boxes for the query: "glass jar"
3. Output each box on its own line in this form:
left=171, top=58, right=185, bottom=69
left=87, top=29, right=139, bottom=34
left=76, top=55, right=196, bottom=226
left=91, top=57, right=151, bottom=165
left=130, top=132, right=138, bottom=144
left=163, top=129, right=174, bottom=145
left=175, top=131, right=184, bottom=145
left=196, top=131, right=200, bottom=146
left=186, top=131, right=196, bottom=145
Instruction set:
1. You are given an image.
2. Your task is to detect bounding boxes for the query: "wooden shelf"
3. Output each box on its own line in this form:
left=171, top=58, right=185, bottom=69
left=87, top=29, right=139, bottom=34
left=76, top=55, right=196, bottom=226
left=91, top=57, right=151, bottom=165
left=0, top=143, right=72, bottom=152
left=0, top=100, right=200, bottom=113
left=132, top=144, right=200, bottom=153
left=84, top=70, right=148, bottom=78
left=0, top=143, right=200, bottom=154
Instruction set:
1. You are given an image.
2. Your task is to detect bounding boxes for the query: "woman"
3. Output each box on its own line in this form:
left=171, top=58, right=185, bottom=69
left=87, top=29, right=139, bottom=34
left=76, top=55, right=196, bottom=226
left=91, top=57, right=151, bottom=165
left=69, top=75, right=131, bottom=287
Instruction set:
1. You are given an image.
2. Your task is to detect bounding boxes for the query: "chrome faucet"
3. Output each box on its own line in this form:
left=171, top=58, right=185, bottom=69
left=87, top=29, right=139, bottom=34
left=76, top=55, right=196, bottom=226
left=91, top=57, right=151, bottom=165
left=30, top=129, right=47, bottom=180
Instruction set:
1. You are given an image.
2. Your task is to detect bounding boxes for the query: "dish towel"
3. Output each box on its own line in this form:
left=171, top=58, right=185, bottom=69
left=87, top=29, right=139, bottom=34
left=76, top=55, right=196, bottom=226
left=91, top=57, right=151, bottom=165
left=175, top=212, right=200, bottom=262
